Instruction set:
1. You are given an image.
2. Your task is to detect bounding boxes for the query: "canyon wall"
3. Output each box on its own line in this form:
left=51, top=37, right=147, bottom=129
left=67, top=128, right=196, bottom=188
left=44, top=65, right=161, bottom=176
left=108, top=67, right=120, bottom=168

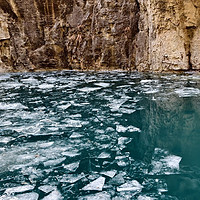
left=0, top=0, right=200, bottom=72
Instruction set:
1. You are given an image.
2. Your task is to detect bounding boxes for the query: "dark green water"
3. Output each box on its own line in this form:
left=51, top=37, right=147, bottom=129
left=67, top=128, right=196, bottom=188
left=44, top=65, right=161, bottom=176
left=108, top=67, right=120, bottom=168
left=0, top=71, right=200, bottom=200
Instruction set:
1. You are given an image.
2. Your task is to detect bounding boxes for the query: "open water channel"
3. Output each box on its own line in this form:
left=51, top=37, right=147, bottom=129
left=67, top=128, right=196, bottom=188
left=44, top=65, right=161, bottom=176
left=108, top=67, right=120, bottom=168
left=0, top=71, right=200, bottom=200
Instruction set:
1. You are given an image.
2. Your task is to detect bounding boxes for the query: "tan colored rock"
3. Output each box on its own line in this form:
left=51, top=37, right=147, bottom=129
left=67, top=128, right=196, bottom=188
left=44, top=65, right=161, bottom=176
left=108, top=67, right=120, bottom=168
left=0, top=0, right=200, bottom=72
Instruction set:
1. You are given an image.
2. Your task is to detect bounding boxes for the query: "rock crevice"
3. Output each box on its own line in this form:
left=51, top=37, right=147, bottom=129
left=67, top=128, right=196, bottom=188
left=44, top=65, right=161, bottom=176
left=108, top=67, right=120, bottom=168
left=0, top=0, right=200, bottom=72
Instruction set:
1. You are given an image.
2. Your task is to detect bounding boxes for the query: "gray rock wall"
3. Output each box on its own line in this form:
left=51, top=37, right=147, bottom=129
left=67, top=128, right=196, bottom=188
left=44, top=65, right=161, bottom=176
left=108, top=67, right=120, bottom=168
left=0, top=0, right=200, bottom=72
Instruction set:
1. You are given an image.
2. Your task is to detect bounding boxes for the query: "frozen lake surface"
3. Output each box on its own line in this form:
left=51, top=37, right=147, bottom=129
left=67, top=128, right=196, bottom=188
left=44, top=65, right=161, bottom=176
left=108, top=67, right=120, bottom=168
left=0, top=71, right=200, bottom=199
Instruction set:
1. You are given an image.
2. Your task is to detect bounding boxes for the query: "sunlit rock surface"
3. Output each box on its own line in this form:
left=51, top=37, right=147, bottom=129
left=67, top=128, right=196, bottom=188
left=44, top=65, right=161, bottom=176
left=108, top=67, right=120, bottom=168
left=1, top=0, right=200, bottom=72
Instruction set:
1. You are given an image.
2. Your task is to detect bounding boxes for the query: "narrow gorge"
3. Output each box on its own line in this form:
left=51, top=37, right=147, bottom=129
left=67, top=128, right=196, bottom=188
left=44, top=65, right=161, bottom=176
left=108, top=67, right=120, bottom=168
left=0, top=0, right=200, bottom=73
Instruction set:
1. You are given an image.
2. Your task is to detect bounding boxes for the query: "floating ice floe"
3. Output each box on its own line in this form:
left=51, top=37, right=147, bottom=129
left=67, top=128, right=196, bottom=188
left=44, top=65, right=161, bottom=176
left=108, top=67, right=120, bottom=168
left=0, top=137, right=15, bottom=144
left=94, top=82, right=110, bottom=88
left=64, top=161, right=80, bottom=172
left=42, top=190, right=63, bottom=200
left=100, top=170, right=117, bottom=178
left=78, top=87, right=101, bottom=92
left=44, top=157, right=66, bottom=167
left=57, top=103, right=71, bottom=110
left=109, top=173, right=125, bottom=186
left=116, top=125, right=141, bottom=133
left=117, top=180, right=143, bottom=192
left=15, top=192, right=39, bottom=200
left=98, top=152, right=111, bottom=159
left=38, top=84, right=54, bottom=89
left=81, top=177, right=106, bottom=191
left=0, top=192, right=39, bottom=200
left=61, top=151, right=81, bottom=158
left=59, top=174, right=85, bottom=184
left=150, top=148, right=182, bottom=175
left=175, top=87, right=200, bottom=97
left=79, top=191, right=111, bottom=200
left=0, top=103, right=27, bottom=110
left=38, top=185, right=57, bottom=193
left=5, top=185, right=35, bottom=195
left=69, top=133, right=84, bottom=139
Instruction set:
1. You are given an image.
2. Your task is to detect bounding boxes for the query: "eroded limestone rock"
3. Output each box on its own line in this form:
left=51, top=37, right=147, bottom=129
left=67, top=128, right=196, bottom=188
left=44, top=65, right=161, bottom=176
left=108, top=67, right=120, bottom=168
left=0, top=0, right=200, bottom=72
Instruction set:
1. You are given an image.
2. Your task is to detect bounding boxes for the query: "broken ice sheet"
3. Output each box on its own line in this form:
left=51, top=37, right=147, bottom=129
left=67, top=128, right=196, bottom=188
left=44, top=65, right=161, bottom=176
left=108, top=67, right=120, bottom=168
left=59, top=174, right=85, bottom=184
left=98, top=152, right=111, bottom=159
left=38, top=185, right=57, bottom=193
left=61, top=151, right=81, bottom=158
left=117, top=180, right=143, bottom=192
left=150, top=148, right=182, bottom=175
left=81, top=177, right=106, bottom=191
left=69, top=132, right=84, bottom=139
left=100, top=170, right=117, bottom=178
left=42, top=190, right=63, bottom=200
left=116, top=125, right=141, bottom=133
left=79, top=191, right=111, bottom=200
left=64, top=161, right=80, bottom=172
left=44, top=157, right=66, bottom=167
left=4, top=185, right=35, bottom=195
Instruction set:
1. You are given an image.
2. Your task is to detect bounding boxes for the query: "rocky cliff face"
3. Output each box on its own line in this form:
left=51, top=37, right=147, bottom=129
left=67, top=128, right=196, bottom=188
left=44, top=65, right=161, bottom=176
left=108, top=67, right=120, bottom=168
left=0, top=0, right=200, bottom=72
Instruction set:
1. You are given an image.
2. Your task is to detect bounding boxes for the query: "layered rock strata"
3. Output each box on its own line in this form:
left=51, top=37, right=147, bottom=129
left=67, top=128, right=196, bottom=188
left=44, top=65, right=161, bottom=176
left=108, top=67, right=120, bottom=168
left=0, top=0, right=200, bottom=72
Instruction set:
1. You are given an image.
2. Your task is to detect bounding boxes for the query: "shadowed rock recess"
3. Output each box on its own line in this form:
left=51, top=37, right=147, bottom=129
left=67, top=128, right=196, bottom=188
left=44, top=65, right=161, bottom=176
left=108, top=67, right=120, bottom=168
left=0, top=0, right=200, bottom=72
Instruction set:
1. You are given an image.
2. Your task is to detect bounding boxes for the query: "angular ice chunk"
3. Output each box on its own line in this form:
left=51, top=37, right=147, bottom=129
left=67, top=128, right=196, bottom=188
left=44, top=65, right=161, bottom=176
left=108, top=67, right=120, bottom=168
left=38, top=185, right=57, bottom=193
left=42, top=190, right=63, bottom=200
left=98, top=152, right=111, bottom=159
left=82, top=177, right=106, bottom=191
left=59, top=174, right=85, bottom=184
left=69, top=133, right=84, bottom=139
left=57, top=104, right=71, bottom=110
left=5, top=185, right=35, bottom=195
left=61, top=151, right=81, bottom=158
left=44, top=157, right=66, bottom=167
left=116, top=125, right=141, bottom=133
left=100, top=170, right=117, bottom=178
left=64, top=161, right=80, bottom=172
left=16, top=192, right=39, bottom=200
left=117, top=180, right=143, bottom=192
left=79, top=191, right=111, bottom=200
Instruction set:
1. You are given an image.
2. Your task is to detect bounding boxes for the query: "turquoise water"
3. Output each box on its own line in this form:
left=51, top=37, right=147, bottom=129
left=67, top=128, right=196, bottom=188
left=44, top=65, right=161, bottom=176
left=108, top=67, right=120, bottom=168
left=0, top=71, right=200, bottom=200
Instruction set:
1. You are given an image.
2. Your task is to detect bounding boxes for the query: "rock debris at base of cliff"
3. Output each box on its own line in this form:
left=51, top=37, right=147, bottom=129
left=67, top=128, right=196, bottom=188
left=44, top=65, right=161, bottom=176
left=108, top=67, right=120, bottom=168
left=0, top=0, right=200, bottom=73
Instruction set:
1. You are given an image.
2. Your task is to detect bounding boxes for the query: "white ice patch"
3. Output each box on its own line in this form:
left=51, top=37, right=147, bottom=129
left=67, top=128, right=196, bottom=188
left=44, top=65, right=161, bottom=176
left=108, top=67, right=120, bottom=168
left=98, top=152, right=111, bottom=159
left=94, top=82, right=110, bottom=88
left=64, top=161, right=80, bottom=172
left=116, top=125, right=141, bottom=133
left=150, top=148, right=182, bottom=175
left=78, top=87, right=101, bottom=92
left=0, top=103, right=27, bottom=110
left=61, top=151, right=81, bottom=157
left=0, top=192, right=39, bottom=200
left=100, top=170, right=117, bottom=178
left=44, top=157, right=66, bottom=167
left=0, top=137, right=14, bottom=144
left=38, top=84, right=54, bottom=89
left=38, top=185, right=57, bottom=193
left=5, top=185, right=35, bottom=195
left=59, top=174, right=85, bottom=184
left=16, top=192, right=39, bottom=200
left=57, top=103, right=71, bottom=110
left=69, top=133, right=84, bottom=139
left=79, top=191, right=111, bottom=200
left=117, top=180, right=143, bottom=192
left=175, top=87, right=200, bottom=97
left=81, top=177, right=105, bottom=191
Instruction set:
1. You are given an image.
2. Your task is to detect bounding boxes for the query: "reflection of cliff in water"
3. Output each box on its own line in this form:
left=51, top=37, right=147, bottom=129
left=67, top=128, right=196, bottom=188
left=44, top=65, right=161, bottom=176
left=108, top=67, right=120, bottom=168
left=129, top=95, right=200, bottom=166
left=127, top=94, right=200, bottom=198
